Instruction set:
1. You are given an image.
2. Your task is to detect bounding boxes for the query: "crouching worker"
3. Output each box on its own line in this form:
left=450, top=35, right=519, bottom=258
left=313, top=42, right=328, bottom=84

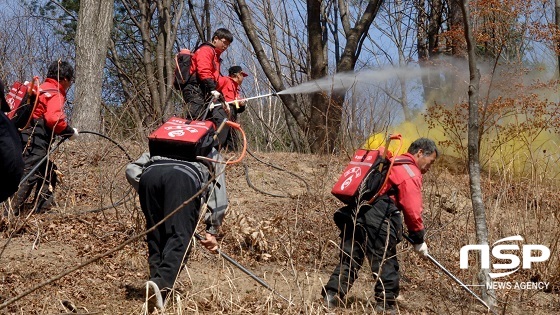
left=125, top=149, right=228, bottom=312
left=322, top=138, right=438, bottom=313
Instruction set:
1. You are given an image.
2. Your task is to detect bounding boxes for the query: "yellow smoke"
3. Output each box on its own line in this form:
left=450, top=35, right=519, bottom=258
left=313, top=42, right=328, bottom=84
left=363, top=118, right=447, bottom=156
left=362, top=116, right=560, bottom=177
left=481, top=128, right=560, bottom=176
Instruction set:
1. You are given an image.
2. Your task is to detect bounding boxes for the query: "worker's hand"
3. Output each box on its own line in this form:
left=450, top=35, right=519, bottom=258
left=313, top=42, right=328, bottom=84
left=210, top=90, right=221, bottom=100
left=69, top=128, right=79, bottom=141
left=414, top=242, right=429, bottom=258
left=234, top=99, right=246, bottom=109
left=233, top=100, right=247, bottom=115
left=200, top=232, right=219, bottom=254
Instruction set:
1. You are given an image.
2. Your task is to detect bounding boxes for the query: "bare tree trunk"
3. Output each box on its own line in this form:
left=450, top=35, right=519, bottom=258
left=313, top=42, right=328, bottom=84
left=234, top=0, right=384, bottom=153
left=73, top=0, right=114, bottom=133
left=188, top=0, right=205, bottom=41
left=127, top=0, right=178, bottom=123
left=328, top=0, right=384, bottom=153
left=459, top=0, right=496, bottom=309
left=308, top=0, right=329, bottom=153
left=394, top=0, right=411, bottom=121
left=415, top=0, right=443, bottom=106
left=233, top=0, right=307, bottom=151
left=446, top=0, right=464, bottom=105
left=416, top=0, right=430, bottom=104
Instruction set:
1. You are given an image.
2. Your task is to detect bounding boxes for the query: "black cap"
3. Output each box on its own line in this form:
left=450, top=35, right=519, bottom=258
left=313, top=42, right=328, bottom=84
left=228, top=66, right=248, bottom=77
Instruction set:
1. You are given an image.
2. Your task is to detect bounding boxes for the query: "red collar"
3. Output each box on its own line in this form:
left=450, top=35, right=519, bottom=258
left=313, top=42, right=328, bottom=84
left=42, top=78, right=67, bottom=96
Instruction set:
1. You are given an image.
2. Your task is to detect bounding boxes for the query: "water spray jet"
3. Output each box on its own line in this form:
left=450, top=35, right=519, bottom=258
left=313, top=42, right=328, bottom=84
left=219, top=67, right=432, bottom=106
left=277, top=67, right=436, bottom=95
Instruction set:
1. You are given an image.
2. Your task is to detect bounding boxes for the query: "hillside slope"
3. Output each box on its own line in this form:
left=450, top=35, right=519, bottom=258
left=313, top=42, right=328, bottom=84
left=1, top=142, right=558, bottom=314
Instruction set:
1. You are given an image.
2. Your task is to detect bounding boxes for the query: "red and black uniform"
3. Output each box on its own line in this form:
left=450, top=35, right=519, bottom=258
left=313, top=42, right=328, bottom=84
left=217, top=76, right=245, bottom=150
left=217, top=76, right=246, bottom=120
left=180, top=44, right=223, bottom=117
left=324, top=153, right=426, bottom=305
left=179, top=43, right=229, bottom=145
left=382, top=153, right=426, bottom=243
left=31, top=78, right=74, bottom=135
left=12, top=78, right=74, bottom=213
left=191, top=44, right=222, bottom=93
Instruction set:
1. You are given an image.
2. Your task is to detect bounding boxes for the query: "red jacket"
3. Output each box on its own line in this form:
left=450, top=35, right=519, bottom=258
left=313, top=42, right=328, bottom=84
left=32, top=78, right=72, bottom=135
left=191, top=44, right=223, bottom=90
left=217, top=76, right=240, bottom=101
left=382, top=153, right=425, bottom=233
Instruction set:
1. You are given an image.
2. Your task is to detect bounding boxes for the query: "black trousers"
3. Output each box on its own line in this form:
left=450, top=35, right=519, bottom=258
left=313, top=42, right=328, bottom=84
left=181, top=84, right=230, bottom=146
left=0, top=112, right=24, bottom=202
left=12, top=120, right=57, bottom=213
left=138, top=161, right=203, bottom=290
left=325, top=197, right=403, bottom=303
left=182, top=84, right=208, bottom=121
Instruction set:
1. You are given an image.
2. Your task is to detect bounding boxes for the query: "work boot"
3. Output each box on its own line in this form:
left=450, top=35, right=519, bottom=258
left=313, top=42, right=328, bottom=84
left=35, top=195, right=55, bottom=213
left=9, top=193, right=26, bottom=217
left=323, top=290, right=342, bottom=308
left=374, top=301, right=396, bottom=314
left=146, top=280, right=164, bottom=311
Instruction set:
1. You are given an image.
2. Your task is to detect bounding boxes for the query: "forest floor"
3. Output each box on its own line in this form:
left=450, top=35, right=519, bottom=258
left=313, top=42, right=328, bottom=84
left=1, top=140, right=559, bottom=314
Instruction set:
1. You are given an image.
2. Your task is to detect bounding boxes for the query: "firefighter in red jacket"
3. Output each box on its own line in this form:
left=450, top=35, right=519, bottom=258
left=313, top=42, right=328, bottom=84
left=323, top=138, right=438, bottom=312
left=217, top=65, right=248, bottom=150
left=218, top=65, right=248, bottom=114
left=180, top=28, right=233, bottom=144
left=10, top=60, right=79, bottom=215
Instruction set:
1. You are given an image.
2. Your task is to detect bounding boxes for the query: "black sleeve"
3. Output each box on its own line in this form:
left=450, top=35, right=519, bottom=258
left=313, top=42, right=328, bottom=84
left=200, top=78, right=217, bottom=92
left=407, top=229, right=426, bottom=244
left=61, top=125, right=75, bottom=138
left=333, top=204, right=358, bottom=231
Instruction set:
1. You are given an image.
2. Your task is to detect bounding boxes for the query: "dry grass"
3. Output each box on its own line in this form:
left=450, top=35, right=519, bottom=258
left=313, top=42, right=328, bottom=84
left=1, top=140, right=559, bottom=314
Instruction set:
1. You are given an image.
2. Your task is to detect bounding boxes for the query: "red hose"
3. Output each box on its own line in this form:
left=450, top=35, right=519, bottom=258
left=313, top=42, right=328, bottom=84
left=197, top=121, right=247, bottom=165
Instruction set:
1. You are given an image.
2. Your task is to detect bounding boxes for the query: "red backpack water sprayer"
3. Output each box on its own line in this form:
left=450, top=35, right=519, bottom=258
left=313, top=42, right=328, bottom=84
left=331, top=134, right=403, bottom=205
left=148, top=117, right=248, bottom=165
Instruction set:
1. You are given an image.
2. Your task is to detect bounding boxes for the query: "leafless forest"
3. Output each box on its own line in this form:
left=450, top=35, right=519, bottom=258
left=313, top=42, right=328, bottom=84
left=1, top=0, right=559, bottom=314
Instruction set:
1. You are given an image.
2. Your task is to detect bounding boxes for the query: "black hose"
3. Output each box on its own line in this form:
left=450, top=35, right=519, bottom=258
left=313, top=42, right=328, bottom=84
left=242, top=162, right=288, bottom=198
left=72, top=130, right=135, bottom=214
left=18, top=138, right=67, bottom=185
left=79, top=130, right=133, bottom=161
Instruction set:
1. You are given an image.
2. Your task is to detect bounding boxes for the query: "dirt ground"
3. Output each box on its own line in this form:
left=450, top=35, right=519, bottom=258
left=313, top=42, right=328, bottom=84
left=1, top=141, right=559, bottom=314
